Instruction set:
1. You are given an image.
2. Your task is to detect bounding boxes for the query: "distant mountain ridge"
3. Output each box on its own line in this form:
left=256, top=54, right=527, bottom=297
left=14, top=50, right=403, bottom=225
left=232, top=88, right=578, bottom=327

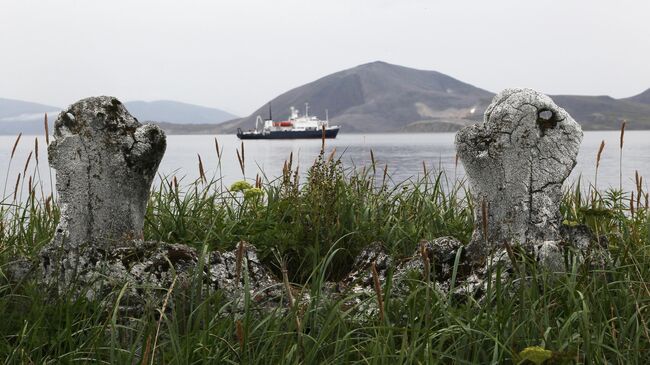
left=222, top=61, right=650, bottom=133
left=0, top=98, right=236, bottom=135
left=0, top=98, right=59, bottom=119
left=124, top=100, right=237, bottom=125
left=0, top=98, right=60, bottom=135
left=2, top=63, right=650, bottom=135
left=624, top=88, right=650, bottom=105
left=548, top=94, right=650, bottom=131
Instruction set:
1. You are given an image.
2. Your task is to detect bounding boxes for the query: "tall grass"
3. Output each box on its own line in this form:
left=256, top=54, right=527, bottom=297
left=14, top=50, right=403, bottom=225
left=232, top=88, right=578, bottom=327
left=139, top=147, right=474, bottom=282
left=0, top=133, right=649, bottom=363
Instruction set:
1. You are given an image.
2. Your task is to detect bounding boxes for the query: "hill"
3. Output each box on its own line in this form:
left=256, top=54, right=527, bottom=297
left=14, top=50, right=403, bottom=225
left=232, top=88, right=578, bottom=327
left=549, top=94, right=650, bottom=130
left=0, top=98, right=237, bottom=135
left=124, top=100, right=237, bottom=125
left=220, top=61, right=495, bottom=133
left=152, top=122, right=220, bottom=135
left=222, top=62, right=650, bottom=133
left=0, top=98, right=60, bottom=135
left=0, top=98, right=59, bottom=119
left=623, top=89, right=650, bottom=105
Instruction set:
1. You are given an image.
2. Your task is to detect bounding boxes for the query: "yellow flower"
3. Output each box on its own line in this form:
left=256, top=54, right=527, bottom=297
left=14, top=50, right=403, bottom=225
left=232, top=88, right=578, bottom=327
left=562, top=219, right=579, bottom=227
left=230, top=180, right=253, bottom=192
left=244, top=187, right=264, bottom=200
left=518, top=346, right=552, bottom=365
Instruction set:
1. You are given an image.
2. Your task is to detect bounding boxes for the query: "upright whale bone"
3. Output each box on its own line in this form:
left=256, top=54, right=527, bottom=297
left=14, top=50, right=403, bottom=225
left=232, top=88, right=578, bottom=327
left=35, top=97, right=282, bottom=310
left=456, top=88, right=583, bottom=266
left=40, top=96, right=166, bottom=287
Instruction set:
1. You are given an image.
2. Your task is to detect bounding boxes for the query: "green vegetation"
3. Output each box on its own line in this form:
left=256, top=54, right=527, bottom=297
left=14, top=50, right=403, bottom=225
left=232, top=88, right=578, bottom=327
left=1, top=143, right=649, bottom=364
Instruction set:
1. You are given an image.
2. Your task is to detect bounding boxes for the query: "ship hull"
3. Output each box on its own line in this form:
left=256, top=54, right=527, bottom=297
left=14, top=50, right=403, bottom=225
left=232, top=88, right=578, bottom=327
left=237, top=128, right=339, bottom=140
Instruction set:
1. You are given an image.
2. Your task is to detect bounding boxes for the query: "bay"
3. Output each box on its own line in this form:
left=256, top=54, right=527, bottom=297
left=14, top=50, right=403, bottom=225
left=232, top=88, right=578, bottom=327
left=1, top=131, right=649, bottom=201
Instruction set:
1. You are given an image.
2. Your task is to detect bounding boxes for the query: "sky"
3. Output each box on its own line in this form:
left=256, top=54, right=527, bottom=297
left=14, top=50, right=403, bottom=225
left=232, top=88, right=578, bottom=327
left=1, top=0, right=649, bottom=116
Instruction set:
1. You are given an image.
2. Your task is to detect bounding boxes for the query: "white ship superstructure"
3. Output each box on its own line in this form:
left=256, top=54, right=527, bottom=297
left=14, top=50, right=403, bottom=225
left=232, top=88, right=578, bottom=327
left=238, top=103, right=340, bottom=140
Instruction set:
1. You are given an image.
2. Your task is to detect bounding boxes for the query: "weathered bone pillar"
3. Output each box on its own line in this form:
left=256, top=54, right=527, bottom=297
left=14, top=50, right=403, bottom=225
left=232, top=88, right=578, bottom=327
left=40, top=97, right=166, bottom=283
left=456, top=88, right=582, bottom=262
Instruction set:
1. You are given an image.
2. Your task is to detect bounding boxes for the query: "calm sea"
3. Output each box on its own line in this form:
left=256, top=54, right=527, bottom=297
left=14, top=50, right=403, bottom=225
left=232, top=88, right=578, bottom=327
left=1, top=131, right=649, bottom=200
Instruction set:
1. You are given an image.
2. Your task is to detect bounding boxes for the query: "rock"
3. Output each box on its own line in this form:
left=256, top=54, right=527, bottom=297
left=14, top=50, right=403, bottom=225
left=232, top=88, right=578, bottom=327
left=422, top=237, right=466, bottom=282
left=335, top=238, right=468, bottom=317
left=334, top=242, right=393, bottom=319
left=533, top=240, right=565, bottom=273
left=44, top=239, right=282, bottom=315
left=559, top=223, right=610, bottom=269
left=82, top=241, right=199, bottom=305
left=390, top=237, right=465, bottom=293
left=338, top=242, right=392, bottom=292
left=3, top=258, right=34, bottom=283
left=208, top=242, right=284, bottom=310
left=456, top=88, right=583, bottom=263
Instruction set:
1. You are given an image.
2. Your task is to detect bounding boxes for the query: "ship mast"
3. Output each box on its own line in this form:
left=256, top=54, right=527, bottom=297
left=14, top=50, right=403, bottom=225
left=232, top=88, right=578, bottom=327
left=305, top=102, right=309, bottom=117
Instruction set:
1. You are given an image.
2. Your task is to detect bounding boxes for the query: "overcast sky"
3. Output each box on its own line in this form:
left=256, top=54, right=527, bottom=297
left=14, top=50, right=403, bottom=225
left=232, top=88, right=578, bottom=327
left=1, top=0, right=649, bottom=116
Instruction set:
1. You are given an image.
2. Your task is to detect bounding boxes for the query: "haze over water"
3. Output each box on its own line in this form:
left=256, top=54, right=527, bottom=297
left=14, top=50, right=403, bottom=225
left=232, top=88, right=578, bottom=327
left=1, top=131, right=648, bottom=201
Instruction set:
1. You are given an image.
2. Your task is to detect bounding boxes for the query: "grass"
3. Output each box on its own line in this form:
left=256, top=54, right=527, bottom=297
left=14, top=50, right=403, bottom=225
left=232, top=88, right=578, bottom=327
left=0, top=134, right=649, bottom=364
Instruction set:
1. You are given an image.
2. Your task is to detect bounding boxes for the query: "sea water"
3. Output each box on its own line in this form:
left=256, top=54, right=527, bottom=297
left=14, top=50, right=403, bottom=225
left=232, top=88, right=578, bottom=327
left=1, top=131, right=649, bottom=200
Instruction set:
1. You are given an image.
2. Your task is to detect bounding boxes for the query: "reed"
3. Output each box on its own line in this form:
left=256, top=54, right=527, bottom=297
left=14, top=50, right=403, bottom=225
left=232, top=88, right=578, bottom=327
left=371, top=261, right=384, bottom=322
left=44, top=113, right=50, bottom=144
left=2, top=133, right=22, bottom=200
left=635, top=170, right=643, bottom=210
left=214, top=137, right=222, bottom=161
left=10, top=133, right=21, bottom=158
left=236, top=141, right=245, bottom=177
left=151, top=276, right=177, bottom=365
left=235, top=319, right=244, bottom=349
left=12, top=173, right=21, bottom=201
left=619, top=120, right=626, bottom=192
left=34, top=138, right=39, bottom=165
left=214, top=137, right=224, bottom=191
left=44, top=114, right=55, bottom=201
left=419, top=240, right=430, bottom=282
left=22, top=151, right=33, bottom=175
left=595, top=139, right=605, bottom=192
left=235, top=240, right=244, bottom=284
left=197, top=154, right=206, bottom=183
left=281, top=256, right=302, bottom=340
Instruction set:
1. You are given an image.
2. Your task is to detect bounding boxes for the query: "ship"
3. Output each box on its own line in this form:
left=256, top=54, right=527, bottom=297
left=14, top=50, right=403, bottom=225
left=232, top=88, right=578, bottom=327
left=236, top=103, right=340, bottom=140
